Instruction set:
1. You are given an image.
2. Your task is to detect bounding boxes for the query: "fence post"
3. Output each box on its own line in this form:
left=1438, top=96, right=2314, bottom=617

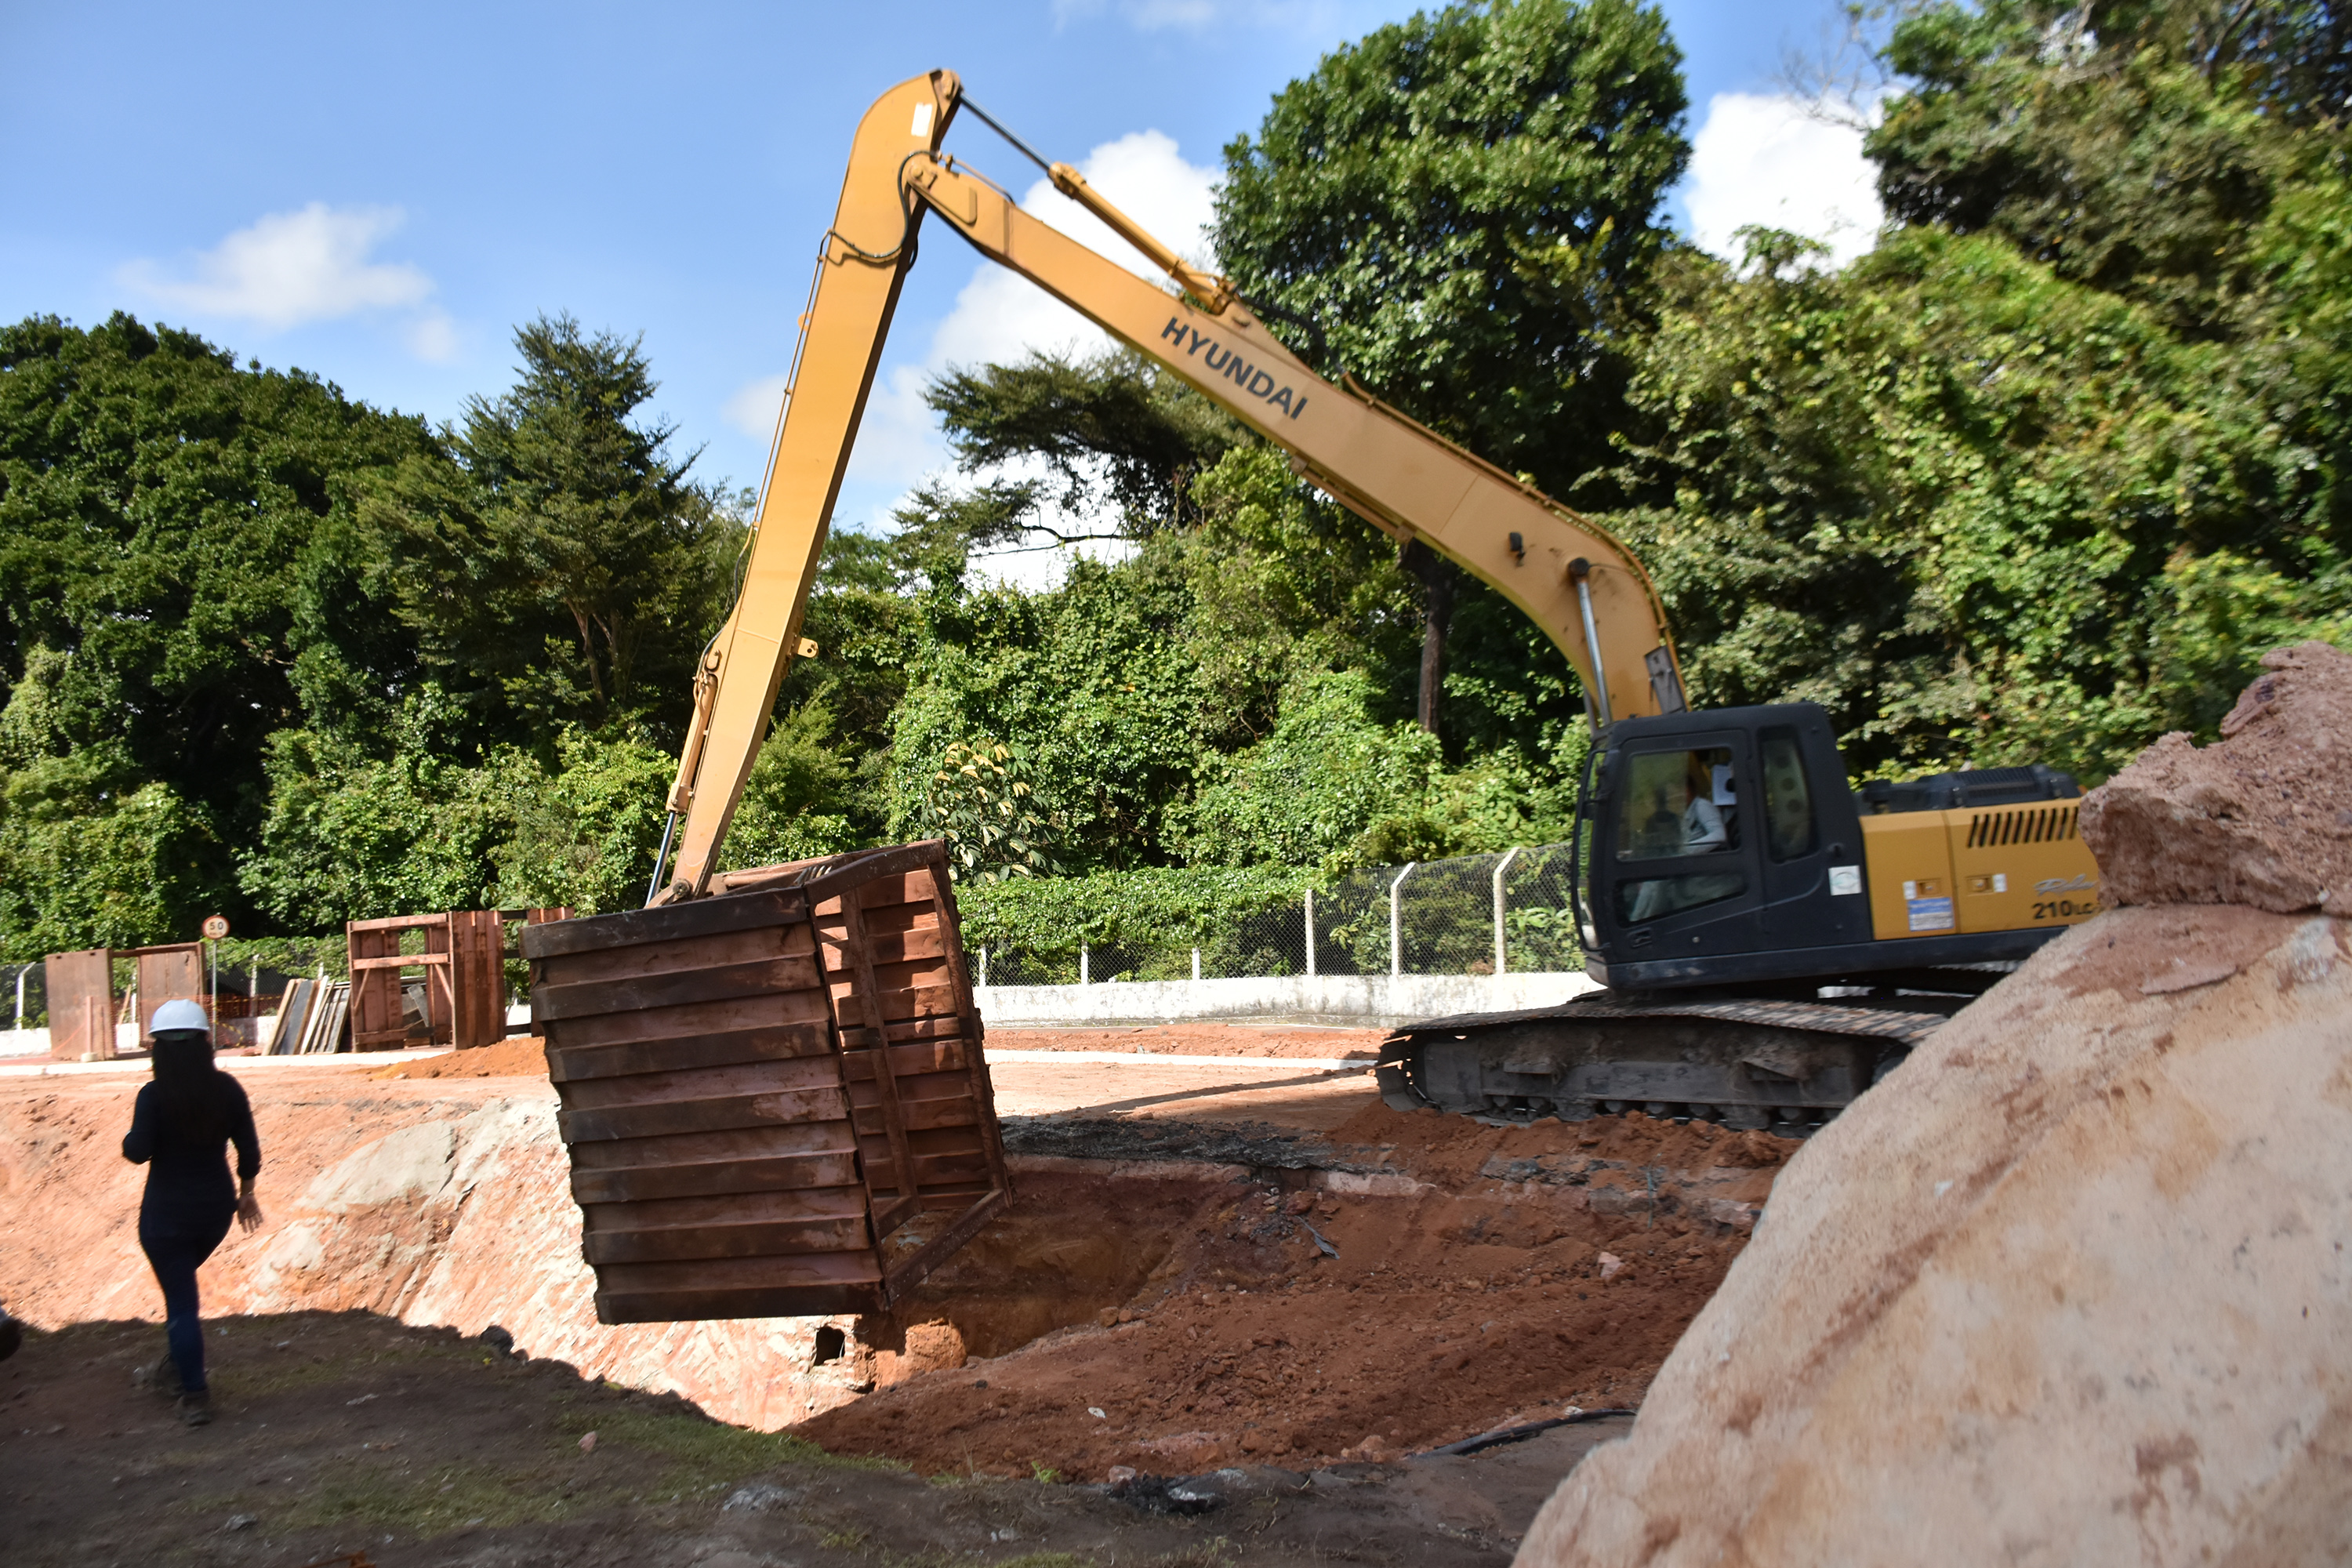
left=1389, top=863, right=1417, bottom=978
left=1192, top=947, right=1200, bottom=982
left=1492, top=846, right=1523, bottom=978
left=1305, top=888, right=1316, bottom=978
left=978, top=945, right=989, bottom=988
left=1080, top=942, right=1090, bottom=986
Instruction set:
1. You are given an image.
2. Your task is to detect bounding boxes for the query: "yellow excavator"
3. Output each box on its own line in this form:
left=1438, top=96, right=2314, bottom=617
left=645, top=71, right=2104, bottom=1131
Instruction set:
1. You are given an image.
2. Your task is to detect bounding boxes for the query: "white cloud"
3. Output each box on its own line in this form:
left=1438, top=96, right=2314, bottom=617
left=405, top=309, right=460, bottom=365
left=121, top=202, right=456, bottom=360
left=1682, top=93, right=1885, bottom=270
left=724, top=373, right=791, bottom=443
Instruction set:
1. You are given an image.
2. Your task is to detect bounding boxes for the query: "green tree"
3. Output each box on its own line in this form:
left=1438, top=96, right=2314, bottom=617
left=1170, top=669, right=1584, bottom=872
left=1597, top=219, right=2352, bottom=780
left=718, top=695, right=860, bottom=871
left=240, top=705, right=677, bottom=927
left=1213, top=0, right=1687, bottom=735
left=914, top=740, right=1059, bottom=883
left=884, top=553, right=1203, bottom=870
left=0, top=313, right=437, bottom=946
left=363, top=314, right=739, bottom=742
left=1867, top=0, right=2330, bottom=332
left=926, top=348, right=1247, bottom=530
left=1214, top=0, right=1687, bottom=487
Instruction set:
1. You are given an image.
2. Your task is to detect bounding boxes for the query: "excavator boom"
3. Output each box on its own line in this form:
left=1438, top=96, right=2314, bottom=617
left=654, top=71, right=1679, bottom=900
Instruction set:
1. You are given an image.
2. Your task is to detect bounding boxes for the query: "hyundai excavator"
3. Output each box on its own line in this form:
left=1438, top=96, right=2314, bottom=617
left=643, top=71, right=2103, bottom=1131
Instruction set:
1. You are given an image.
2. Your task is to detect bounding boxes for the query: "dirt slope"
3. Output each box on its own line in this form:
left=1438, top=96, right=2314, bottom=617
left=2083, top=640, right=2352, bottom=910
left=1, top=1046, right=1795, bottom=1476
left=0, top=1069, right=858, bottom=1431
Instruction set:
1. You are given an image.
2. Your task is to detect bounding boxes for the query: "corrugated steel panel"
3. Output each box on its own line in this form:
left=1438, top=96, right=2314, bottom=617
left=524, top=840, right=1010, bottom=1323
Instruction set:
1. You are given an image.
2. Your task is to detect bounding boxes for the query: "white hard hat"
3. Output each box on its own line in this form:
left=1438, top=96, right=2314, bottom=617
left=150, top=999, right=211, bottom=1035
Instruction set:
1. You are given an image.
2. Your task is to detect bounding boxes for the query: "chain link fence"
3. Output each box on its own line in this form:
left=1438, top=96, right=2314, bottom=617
left=971, top=842, right=1584, bottom=986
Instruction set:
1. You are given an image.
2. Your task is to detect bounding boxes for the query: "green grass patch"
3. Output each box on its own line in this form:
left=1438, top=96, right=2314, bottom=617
left=243, top=1462, right=569, bottom=1538
left=554, top=1404, right=906, bottom=1482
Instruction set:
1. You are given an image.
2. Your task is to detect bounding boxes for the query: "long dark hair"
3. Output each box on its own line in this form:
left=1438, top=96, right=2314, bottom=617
left=149, top=1030, right=230, bottom=1145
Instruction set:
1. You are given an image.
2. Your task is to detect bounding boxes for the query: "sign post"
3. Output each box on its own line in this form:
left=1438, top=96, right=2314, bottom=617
left=201, top=915, right=229, bottom=1029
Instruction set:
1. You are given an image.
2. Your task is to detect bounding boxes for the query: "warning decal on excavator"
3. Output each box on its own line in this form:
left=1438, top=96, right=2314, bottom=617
left=1907, top=896, right=1956, bottom=932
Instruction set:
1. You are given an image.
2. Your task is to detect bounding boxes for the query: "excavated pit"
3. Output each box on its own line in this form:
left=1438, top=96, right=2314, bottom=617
left=806, top=1101, right=1792, bottom=1478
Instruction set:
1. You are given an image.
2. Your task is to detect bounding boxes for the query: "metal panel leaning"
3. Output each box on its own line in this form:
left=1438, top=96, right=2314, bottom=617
left=521, top=839, right=1011, bottom=1323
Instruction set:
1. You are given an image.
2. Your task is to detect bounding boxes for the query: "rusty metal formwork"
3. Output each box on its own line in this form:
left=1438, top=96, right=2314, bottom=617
left=44, top=948, right=114, bottom=1062
left=133, top=943, right=204, bottom=1045
left=44, top=942, right=206, bottom=1060
left=524, top=840, right=1010, bottom=1323
left=347, top=910, right=511, bottom=1050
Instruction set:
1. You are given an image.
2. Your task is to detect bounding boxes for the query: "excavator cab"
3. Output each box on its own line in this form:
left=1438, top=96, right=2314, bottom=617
left=1572, top=702, right=2094, bottom=994
left=1381, top=704, right=2103, bottom=1127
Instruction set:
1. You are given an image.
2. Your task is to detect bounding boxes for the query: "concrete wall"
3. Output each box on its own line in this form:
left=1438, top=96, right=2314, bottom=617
left=974, top=970, right=1599, bottom=1029
left=5, top=977, right=1599, bottom=1047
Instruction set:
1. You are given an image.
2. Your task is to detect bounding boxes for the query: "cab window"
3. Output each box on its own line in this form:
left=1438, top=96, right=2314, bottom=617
left=1613, top=745, right=1744, bottom=925
left=1757, top=727, right=1817, bottom=862
left=1615, top=747, right=1738, bottom=862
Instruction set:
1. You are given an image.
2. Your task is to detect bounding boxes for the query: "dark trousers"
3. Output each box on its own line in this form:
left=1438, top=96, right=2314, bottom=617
left=139, top=1208, right=233, bottom=1394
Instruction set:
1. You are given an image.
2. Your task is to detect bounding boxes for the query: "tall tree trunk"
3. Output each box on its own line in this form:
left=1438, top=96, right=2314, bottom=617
left=1402, top=540, right=1457, bottom=739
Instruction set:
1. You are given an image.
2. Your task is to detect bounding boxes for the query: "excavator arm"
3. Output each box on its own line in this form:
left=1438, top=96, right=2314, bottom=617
left=652, top=71, right=1682, bottom=902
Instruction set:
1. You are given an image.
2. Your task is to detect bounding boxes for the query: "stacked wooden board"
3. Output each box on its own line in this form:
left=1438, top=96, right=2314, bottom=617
left=267, top=978, right=351, bottom=1054
left=523, top=840, right=1010, bottom=1323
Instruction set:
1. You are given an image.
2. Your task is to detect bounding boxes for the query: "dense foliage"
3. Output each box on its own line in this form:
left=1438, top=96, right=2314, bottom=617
left=1214, top=0, right=1687, bottom=495
left=1593, top=0, right=2352, bottom=779
left=0, top=314, right=739, bottom=955
left=3, top=0, right=2347, bottom=966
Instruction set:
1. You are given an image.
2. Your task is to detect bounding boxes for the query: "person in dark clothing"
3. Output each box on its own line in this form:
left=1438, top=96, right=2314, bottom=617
left=121, top=997, right=262, bottom=1425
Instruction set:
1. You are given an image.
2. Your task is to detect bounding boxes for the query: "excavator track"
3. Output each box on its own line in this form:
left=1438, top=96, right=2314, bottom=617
left=1377, top=993, right=1954, bottom=1134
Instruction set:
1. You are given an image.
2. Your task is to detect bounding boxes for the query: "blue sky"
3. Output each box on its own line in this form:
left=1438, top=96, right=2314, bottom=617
left=2, top=0, right=1876, bottom=539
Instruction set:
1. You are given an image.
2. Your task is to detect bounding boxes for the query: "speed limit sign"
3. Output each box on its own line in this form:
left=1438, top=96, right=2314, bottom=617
left=201, top=914, right=230, bottom=940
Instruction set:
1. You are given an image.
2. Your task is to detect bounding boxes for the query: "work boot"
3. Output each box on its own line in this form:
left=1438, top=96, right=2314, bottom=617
left=143, top=1353, right=185, bottom=1398
left=177, top=1390, right=213, bottom=1427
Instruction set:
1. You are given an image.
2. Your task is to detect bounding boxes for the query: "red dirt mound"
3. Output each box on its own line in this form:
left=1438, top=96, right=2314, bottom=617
left=2082, top=639, right=2352, bottom=911
left=373, top=1036, right=549, bottom=1080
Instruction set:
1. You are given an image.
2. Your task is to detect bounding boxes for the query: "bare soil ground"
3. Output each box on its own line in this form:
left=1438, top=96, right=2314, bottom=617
left=373, top=1036, right=551, bottom=1080
left=2, top=1022, right=1799, bottom=1564
left=2, top=1310, right=1634, bottom=1566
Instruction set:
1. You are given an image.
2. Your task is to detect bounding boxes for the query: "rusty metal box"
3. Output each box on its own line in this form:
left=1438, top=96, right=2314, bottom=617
left=522, top=840, right=1011, bottom=1323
